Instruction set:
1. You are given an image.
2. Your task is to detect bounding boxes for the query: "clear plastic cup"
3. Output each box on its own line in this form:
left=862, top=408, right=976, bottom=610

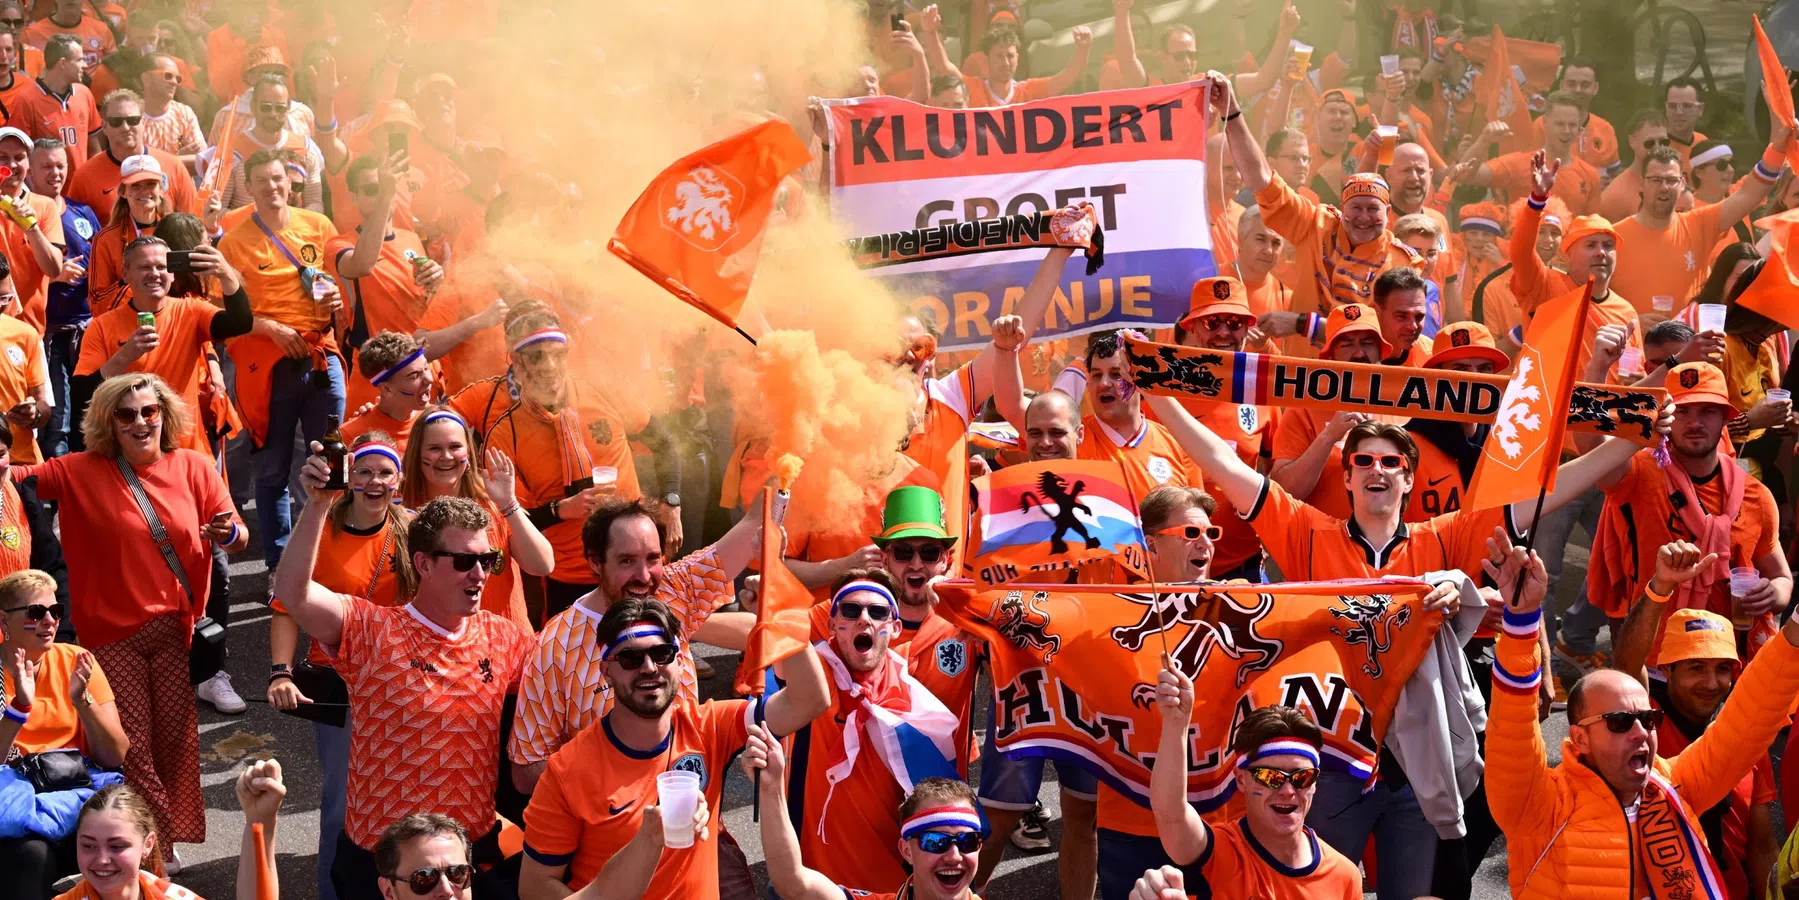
left=1380, top=54, right=1401, bottom=77
left=592, top=466, right=618, bottom=488
left=1618, top=346, right=1644, bottom=375
left=1651, top=295, right=1675, bottom=313
left=1696, top=303, right=1727, bottom=334
left=656, top=770, right=702, bottom=848
left=1767, top=388, right=1791, bottom=404
left=1291, top=41, right=1313, bottom=71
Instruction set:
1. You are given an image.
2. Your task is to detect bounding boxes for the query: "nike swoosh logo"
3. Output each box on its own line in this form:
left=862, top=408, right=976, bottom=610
left=609, top=801, right=633, bottom=815
left=258, top=263, right=273, bottom=270
left=1427, top=475, right=1452, bottom=487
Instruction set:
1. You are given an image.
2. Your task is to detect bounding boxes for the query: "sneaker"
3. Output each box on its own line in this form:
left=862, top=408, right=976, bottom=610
left=1010, top=804, right=1052, bottom=852
left=694, top=657, right=716, bottom=679
left=164, top=847, right=183, bottom=876
left=1551, top=674, right=1569, bottom=712
left=1553, top=640, right=1608, bottom=678
left=197, top=671, right=247, bottom=714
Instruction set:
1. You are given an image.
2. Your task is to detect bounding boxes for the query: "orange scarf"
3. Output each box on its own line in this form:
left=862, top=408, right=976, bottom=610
left=517, top=391, right=594, bottom=490
left=1659, top=452, right=1742, bottom=611
left=56, top=872, right=205, bottom=900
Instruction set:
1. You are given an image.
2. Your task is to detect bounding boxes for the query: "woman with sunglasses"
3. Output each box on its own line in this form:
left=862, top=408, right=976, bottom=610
left=400, top=407, right=551, bottom=629
left=1144, top=692, right=1360, bottom=898
left=267, top=431, right=414, bottom=900
left=0, top=569, right=129, bottom=900
left=86, top=154, right=176, bottom=315
left=15, top=373, right=247, bottom=872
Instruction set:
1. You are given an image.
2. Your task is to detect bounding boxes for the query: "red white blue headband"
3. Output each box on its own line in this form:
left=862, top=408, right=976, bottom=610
left=512, top=329, right=567, bottom=353
left=422, top=409, right=468, bottom=430
left=601, top=623, right=677, bottom=660
left=1238, top=739, right=1321, bottom=768
left=831, top=579, right=897, bottom=614
left=370, top=348, right=425, bottom=386
left=901, top=806, right=985, bottom=838
left=352, top=442, right=403, bottom=470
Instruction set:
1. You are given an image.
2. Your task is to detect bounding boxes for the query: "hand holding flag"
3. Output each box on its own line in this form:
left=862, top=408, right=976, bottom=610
left=732, top=486, right=814, bottom=695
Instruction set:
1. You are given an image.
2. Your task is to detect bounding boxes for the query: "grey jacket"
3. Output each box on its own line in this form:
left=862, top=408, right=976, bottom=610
left=1387, top=570, right=1490, bottom=839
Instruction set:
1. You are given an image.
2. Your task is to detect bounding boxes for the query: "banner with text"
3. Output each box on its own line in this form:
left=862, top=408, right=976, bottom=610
left=827, top=84, right=1214, bottom=350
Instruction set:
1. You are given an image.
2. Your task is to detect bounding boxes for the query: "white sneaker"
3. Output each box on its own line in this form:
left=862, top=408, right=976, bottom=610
left=164, top=846, right=183, bottom=876
left=198, top=671, right=247, bottom=714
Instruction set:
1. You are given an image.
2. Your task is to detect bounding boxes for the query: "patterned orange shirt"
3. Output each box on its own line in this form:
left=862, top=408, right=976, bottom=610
left=508, top=546, right=733, bottom=765
left=330, top=596, right=533, bottom=848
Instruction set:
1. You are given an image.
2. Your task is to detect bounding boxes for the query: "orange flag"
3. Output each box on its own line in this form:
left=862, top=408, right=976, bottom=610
left=252, top=822, right=274, bottom=900
left=732, top=486, right=814, bottom=695
left=1735, top=218, right=1799, bottom=331
left=1472, top=26, right=1536, bottom=155
left=608, top=120, right=812, bottom=344
left=1465, top=279, right=1591, bottom=511
left=1755, top=15, right=1799, bottom=171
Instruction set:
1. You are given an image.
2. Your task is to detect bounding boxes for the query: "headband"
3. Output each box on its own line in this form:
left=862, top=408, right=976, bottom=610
left=1340, top=173, right=1390, bottom=205
left=351, top=442, right=403, bottom=470
left=901, top=806, right=985, bottom=839
left=1459, top=216, right=1502, bottom=236
left=1689, top=144, right=1733, bottom=167
left=600, top=623, right=677, bottom=660
left=421, top=409, right=468, bottom=430
left=1236, top=739, right=1322, bottom=768
left=831, top=579, right=897, bottom=613
left=511, top=329, right=568, bottom=353
left=369, top=347, right=425, bottom=386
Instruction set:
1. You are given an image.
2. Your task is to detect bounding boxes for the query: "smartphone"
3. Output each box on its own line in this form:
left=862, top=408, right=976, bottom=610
left=167, top=249, right=195, bottom=273
left=389, top=129, right=409, bottom=157
left=567, top=476, right=596, bottom=495
left=890, top=9, right=903, bottom=30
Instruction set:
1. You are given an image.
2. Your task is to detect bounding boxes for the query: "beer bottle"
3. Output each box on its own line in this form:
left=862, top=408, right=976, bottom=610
left=322, top=415, right=348, bottom=490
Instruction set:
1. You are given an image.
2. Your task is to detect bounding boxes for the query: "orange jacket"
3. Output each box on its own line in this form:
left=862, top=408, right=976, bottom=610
left=1488, top=623, right=1799, bottom=899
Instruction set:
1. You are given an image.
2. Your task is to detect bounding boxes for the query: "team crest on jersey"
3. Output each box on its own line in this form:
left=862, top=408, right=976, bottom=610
left=0, top=525, right=19, bottom=550
left=4, top=346, right=23, bottom=368
left=1237, top=405, right=1258, bottom=433
left=661, top=164, right=741, bottom=252
left=72, top=217, right=94, bottom=240
left=589, top=419, right=614, bottom=446
left=936, top=640, right=967, bottom=676
left=669, top=753, right=707, bottom=786
left=1679, top=368, right=1700, bottom=389
left=298, top=243, right=322, bottom=266
left=1146, top=456, right=1173, bottom=484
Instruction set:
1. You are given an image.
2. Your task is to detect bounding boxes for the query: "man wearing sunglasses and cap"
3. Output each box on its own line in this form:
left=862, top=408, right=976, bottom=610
left=1613, top=542, right=1781, bottom=899
left=1267, top=303, right=1396, bottom=521
left=1482, top=523, right=1799, bottom=900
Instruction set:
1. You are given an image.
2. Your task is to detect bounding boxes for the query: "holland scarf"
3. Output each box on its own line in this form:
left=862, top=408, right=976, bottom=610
left=1635, top=770, right=1729, bottom=900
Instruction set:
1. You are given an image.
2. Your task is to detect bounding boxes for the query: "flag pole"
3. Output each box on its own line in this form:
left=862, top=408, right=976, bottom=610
left=734, top=325, right=759, bottom=346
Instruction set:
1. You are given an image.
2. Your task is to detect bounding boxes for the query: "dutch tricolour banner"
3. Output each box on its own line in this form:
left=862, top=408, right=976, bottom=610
left=827, top=82, right=1215, bottom=351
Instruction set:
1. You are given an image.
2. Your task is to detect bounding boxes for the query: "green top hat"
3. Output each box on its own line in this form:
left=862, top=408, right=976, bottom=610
left=874, top=485, right=956, bottom=546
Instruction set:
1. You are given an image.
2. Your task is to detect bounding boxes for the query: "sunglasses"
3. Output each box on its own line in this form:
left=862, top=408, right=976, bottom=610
left=1246, top=765, right=1321, bottom=790
left=355, top=182, right=381, bottom=197
left=112, top=403, right=162, bottom=425
left=151, top=70, right=180, bottom=83
left=1576, top=709, right=1665, bottom=734
left=384, top=864, right=473, bottom=896
left=1350, top=452, right=1407, bottom=471
left=610, top=642, right=679, bottom=670
left=835, top=599, right=893, bottom=622
left=1641, top=137, right=1671, bottom=150
left=0, top=17, right=21, bottom=29
left=1156, top=524, right=1223, bottom=541
left=105, top=115, right=142, bottom=128
left=428, top=550, right=501, bottom=572
left=914, top=831, right=983, bottom=854
left=1197, top=314, right=1249, bottom=332
left=886, top=543, right=944, bottom=563
left=4, top=602, right=62, bottom=621
left=258, top=102, right=290, bottom=115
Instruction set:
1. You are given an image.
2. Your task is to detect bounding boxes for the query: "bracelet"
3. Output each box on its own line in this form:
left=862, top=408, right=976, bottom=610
left=316, top=118, right=338, bottom=134
left=1754, top=157, right=1782, bottom=184
left=269, top=672, right=294, bottom=685
left=1222, top=110, right=1242, bottom=122
left=1644, top=581, right=1673, bottom=604
left=500, top=503, right=522, bottom=518
left=550, top=499, right=561, bottom=519
left=215, top=521, right=240, bottom=546
left=1, top=703, right=25, bottom=724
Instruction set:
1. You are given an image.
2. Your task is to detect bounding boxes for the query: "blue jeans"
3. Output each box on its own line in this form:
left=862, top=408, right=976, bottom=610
left=39, top=323, right=85, bottom=459
left=1308, top=769, right=1437, bottom=900
left=314, top=715, right=350, bottom=900
left=1096, top=829, right=1174, bottom=900
left=253, top=355, right=344, bottom=566
left=1536, top=486, right=1608, bottom=656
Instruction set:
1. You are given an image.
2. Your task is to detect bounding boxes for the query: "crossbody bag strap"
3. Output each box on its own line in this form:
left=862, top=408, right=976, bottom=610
left=252, top=212, right=308, bottom=270
left=115, top=456, right=195, bottom=603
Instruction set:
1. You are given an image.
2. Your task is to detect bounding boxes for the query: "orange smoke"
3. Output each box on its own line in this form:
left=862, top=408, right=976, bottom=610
left=772, top=453, right=804, bottom=491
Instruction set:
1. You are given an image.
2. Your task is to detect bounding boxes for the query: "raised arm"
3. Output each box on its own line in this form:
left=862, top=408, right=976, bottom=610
left=1613, top=542, right=1714, bottom=687
left=706, top=487, right=766, bottom=577
left=746, top=723, right=845, bottom=900
left=335, top=150, right=405, bottom=280
left=990, top=315, right=1027, bottom=430
left=919, top=5, right=964, bottom=84
left=1508, top=426, right=1665, bottom=532
left=1232, top=1, right=1300, bottom=101
left=272, top=444, right=351, bottom=647
left=1044, top=26, right=1094, bottom=97
left=1269, top=411, right=1366, bottom=502
left=1142, top=393, right=1265, bottom=510
left=483, top=448, right=554, bottom=576
left=1208, top=70, right=1273, bottom=195
left=761, top=643, right=830, bottom=737
left=1714, top=115, right=1791, bottom=228
left=1507, top=153, right=1558, bottom=314
left=965, top=246, right=1073, bottom=409
left=894, top=25, right=932, bottom=105
left=233, top=759, right=285, bottom=900
left=1479, top=527, right=1563, bottom=839
left=1150, top=654, right=1209, bottom=865
left=1112, top=0, right=1147, bottom=89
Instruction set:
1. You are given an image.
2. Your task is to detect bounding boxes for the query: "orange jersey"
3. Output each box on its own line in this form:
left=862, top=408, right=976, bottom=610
left=521, top=697, right=755, bottom=900
left=1509, top=200, right=1644, bottom=378
left=509, top=546, right=734, bottom=766
left=14, top=79, right=98, bottom=159
left=331, top=596, right=533, bottom=848
left=1270, top=406, right=1405, bottom=522
left=0, top=73, right=31, bottom=127
left=1181, top=819, right=1363, bottom=899
left=804, top=603, right=980, bottom=769
left=2, top=641, right=114, bottom=755
left=1531, top=111, right=1621, bottom=173
left=215, top=207, right=340, bottom=336
left=1610, top=205, right=1730, bottom=316
left=1254, top=176, right=1421, bottom=318
left=0, top=312, right=43, bottom=462
left=270, top=517, right=403, bottom=667
left=21, top=15, right=112, bottom=67
left=1075, top=413, right=1205, bottom=504
left=902, top=365, right=976, bottom=553
left=1246, top=476, right=1516, bottom=579
left=0, top=189, right=63, bottom=330
left=1210, top=199, right=1243, bottom=271
left=66, top=148, right=199, bottom=222
left=83, top=216, right=153, bottom=316
left=325, top=228, right=433, bottom=338
left=1403, top=422, right=1481, bottom=523
left=1487, top=151, right=1603, bottom=216
left=1191, top=399, right=1273, bottom=572
left=963, top=75, right=1052, bottom=108
left=341, top=406, right=416, bottom=457
left=75, top=298, right=218, bottom=457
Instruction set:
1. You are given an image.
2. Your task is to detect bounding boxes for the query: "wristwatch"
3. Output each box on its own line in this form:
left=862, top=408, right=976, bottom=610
left=73, top=691, right=94, bottom=711
left=663, top=492, right=682, bottom=508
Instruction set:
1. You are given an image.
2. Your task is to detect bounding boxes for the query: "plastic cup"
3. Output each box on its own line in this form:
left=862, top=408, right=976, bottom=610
left=592, top=465, right=618, bottom=487
left=656, top=771, right=702, bottom=848
left=1651, top=295, right=1675, bottom=313
left=1730, top=566, right=1760, bottom=631
left=1767, top=388, right=1791, bottom=404
left=1696, top=303, right=1727, bottom=334
left=1291, top=41, right=1313, bottom=71
left=1375, top=125, right=1399, bottom=167
left=1380, top=54, right=1401, bottom=77
left=1618, top=346, right=1644, bottom=375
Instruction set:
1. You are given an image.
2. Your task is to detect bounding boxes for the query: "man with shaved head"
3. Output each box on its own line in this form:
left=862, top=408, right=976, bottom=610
left=1021, top=389, right=1082, bottom=463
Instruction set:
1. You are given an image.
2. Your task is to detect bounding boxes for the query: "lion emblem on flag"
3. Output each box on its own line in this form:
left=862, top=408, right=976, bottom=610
left=992, top=590, right=1061, bottom=663
left=665, top=165, right=737, bottom=246
left=1492, top=353, right=1543, bottom=462
left=1330, top=594, right=1412, bottom=678
left=1127, top=345, right=1226, bottom=398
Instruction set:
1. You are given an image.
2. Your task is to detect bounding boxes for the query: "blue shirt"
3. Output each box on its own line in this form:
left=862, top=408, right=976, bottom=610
left=45, top=197, right=99, bottom=328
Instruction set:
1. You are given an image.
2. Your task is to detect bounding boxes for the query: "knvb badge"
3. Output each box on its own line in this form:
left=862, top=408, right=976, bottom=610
left=662, top=164, right=742, bottom=251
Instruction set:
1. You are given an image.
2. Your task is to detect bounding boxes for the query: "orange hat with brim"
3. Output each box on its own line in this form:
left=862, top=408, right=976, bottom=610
left=1656, top=608, right=1738, bottom=666
left=1667, top=361, right=1733, bottom=409
left=1324, top=303, right=1392, bottom=358
left=1425, top=322, right=1510, bottom=370
left=1559, top=214, right=1622, bottom=256
left=365, top=100, right=423, bottom=134
left=1179, top=276, right=1253, bottom=330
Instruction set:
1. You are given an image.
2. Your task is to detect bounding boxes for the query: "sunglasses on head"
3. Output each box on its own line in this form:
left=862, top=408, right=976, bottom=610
left=428, top=550, right=501, bottom=572
left=257, top=102, right=290, bottom=115
left=886, top=543, right=943, bottom=563
left=106, top=115, right=142, bottom=128
left=384, top=864, right=473, bottom=896
left=1577, top=709, right=1664, bottom=734
left=4, top=601, right=62, bottom=621
left=1246, top=765, right=1321, bottom=790
left=112, top=403, right=162, bottom=425
left=835, top=599, right=893, bottom=622
left=610, top=642, right=678, bottom=670
left=914, top=831, right=983, bottom=854
left=1350, top=452, right=1407, bottom=471
left=1156, top=524, right=1223, bottom=541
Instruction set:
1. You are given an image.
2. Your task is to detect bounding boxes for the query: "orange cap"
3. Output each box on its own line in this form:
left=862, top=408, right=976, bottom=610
left=1656, top=608, right=1738, bottom=666
left=1667, top=361, right=1733, bottom=409
left=241, top=44, right=290, bottom=79
left=1424, top=322, right=1510, bottom=370
left=1559, top=214, right=1622, bottom=255
left=1324, top=303, right=1392, bottom=358
left=1179, top=277, right=1253, bottom=330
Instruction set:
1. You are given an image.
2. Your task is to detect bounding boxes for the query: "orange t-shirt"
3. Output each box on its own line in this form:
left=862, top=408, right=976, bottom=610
left=341, top=406, right=417, bottom=457
left=1610, top=205, right=1728, bottom=316
left=82, top=216, right=152, bottom=317
left=1210, top=199, right=1244, bottom=272
left=23, top=448, right=236, bottom=647
left=795, top=664, right=910, bottom=893
left=1600, top=167, right=1644, bottom=223
left=1179, top=819, right=1363, bottom=899
left=1245, top=475, right=1514, bottom=580
left=74, top=297, right=217, bottom=457
left=963, top=75, right=1052, bottom=108
left=416, top=281, right=506, bottom=396
left=2, top=642, right=115, bottom=755
left=1487, top=151, right=1603, bottom=216
left=1531, top=112, right=1621, bottom=173
left=331, top=596, right=533, bottom=848
left=66, top=148, right=199, bottom=223
left=0, top=189, right=64, bottom=331
left=901, top=365, right=976, bottom=554
left=0, top=312, right=43, bottom=462
left=216, top=206, right=340, bottom=335
left=521, top=698, right=755, bottom=900
left=14, top=79, right=97, bottom=160
left=270, top=517, right=402, bottom=667
left=1074, top=414, right=1204, bottom=504
left=326, top=228, right=433, bottom=337
left=1510, top=200, right=1645, bottom=378
left=1669, top=130, right=1710, bottom=172
left=20, top=15, right=112, bottom=67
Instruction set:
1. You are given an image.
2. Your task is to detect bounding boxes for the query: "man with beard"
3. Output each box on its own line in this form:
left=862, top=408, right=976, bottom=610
left=509, top=495, right=766, bottom=793
left=1483, top=524, right=1799, bottom=900
left=1268, top=303, right=1395, bottom=520
left=518, top=598, right=829, bottom=900
left=1076, top=330, right=1204, bottom=501
left=1464, top=93, right=1604, bottom=216
left=218, top=74, right=324, bottom=212
left=751, top=724, right=985, bottom=900
left=1611, top=143, right=1783, bottom=319
left=1614, top=544, right=1779, bottom=899
left=1664, top=77, right=1710, bottom=169
left=1600, top=110, right=1672, bottom=222
left=1144, top=702, right=1361, bottom=898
